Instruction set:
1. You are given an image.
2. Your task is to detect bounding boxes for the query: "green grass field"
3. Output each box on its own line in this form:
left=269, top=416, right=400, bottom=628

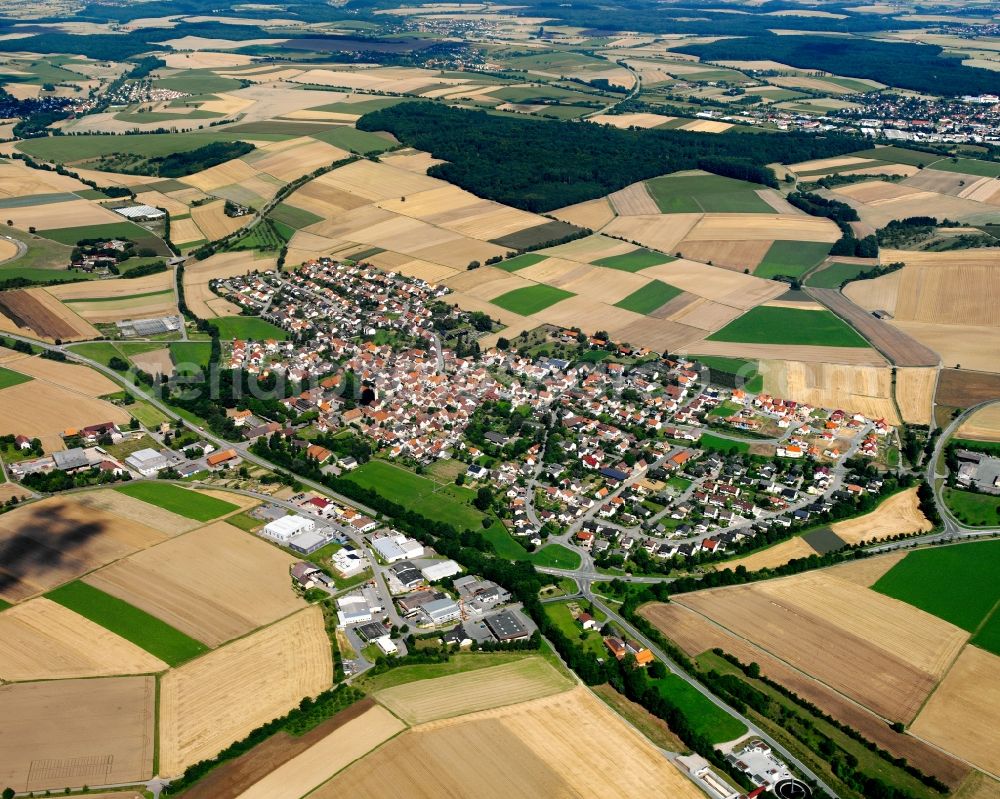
left=491, top=285, right=573, bottom=315
left=926, top=158, right=1000, bottom=179
left=0, top=366, right=32, bottom=389
left=645, top=173, right=774, bottom=214
left=129, top=400, right=170, bottom=429
left=544, top=601, right=606, bottom=657
left=651, top=674, right=748, bottom=743
left=481, top=521, right=531, bottom=559
left=708, top=306, right=869, bottom=347
left=593, top=248, right=674, bottom=272
left=496, top=253, right=547, bottom=272
left=211, top=316, right=288, bottom=341
left=754, top=240, right=831, bottom=280
left=115, top=482, right=238, bottom=521
left=347, top=460, right=486, bottom=531
left=873, top=540, right=1000, bottom=633
left=39, top=221, right=168, bottom=256
left=698, top=432, right=749, bottom=454
left=804, top=262, right=870, bottom=289
left=269, top=202, right=324, bottom=230
left=311, top=126, right=393, bottom=154
left=47, top=581, right=207, bottom=665
left=18, top=131, right=253, bottom=163
left=614, top=280, right=682, bottom=314
left=943, top=488, right=1000, bottom=528
left=169, top=342, right=213, bottom=371
left=154, top=71, right=245, bottom=95
left=530, top=543, right=581, bottom=570
left=848, top=146, right=940, bottom=168
left=972, top=611, right=1000, bottom=656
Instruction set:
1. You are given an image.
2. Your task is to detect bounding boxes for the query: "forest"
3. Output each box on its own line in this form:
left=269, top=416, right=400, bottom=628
left=677, top=34, right=999, bottom=97
left=357, top=102, right=862, bottom=212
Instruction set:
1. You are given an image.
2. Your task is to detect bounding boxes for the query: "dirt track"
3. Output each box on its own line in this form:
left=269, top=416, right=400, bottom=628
left=808, top=287, right=939, bottom=366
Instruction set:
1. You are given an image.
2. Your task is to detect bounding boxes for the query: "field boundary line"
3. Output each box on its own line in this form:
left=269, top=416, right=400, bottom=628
left=300, top=727, right=410, bottom=799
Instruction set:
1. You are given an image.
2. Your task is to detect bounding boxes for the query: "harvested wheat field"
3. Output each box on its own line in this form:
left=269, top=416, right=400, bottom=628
left=884, top=250, right=1000, bottom=328
left=0, top=158, right=86, bottom=196
left=609, top=181, right=660, bottom=215
left=85, top=521, right=304, bottom=647
left=46, top=271, right=172, bottom=301
left=893, top=322, right=1000, bottom=373
left=184, top=159, right=260, bottom=194
left=0, top=494, right=168, bottom=603
left=679, top=119, right=732, bottom=133
left=0, top=597, right=166, bottom=681
left=717, top=536, right=821, bottom=572
left=675, top=238, right=772, bottom=270
left=159, top=606, right=333, bottom=777
left=826, top=550, right=909, bottom=587
left=0, top=287, right=98, bottom=341
left=0, top=353, right=120, bottom=395
left=71, top=488, right=198, bottom=536
left=64, top=292, right=177, bottom=324
left=831, top=488, right=933, bottom=545
left=832, top=181, right=925, bottom=203
left=7, top=198, right=121, bottom=231
left=316, top=687, right=705, bottom=799
left=674, top=573, right=968, bottom=722
left=895, top=366, right=937, bottom=425
left=171, top=217, right=204, bottom=245
left=251, top=138, right=349, bottom=183
left=183, top=251, right=277, bottom=319
left=130, top=347, right=175, bottom=377
left=379, top=148, right=446, bottom=175
left=551, top=197, right=615, bottom=230
left=234, top=705, right=405, bottom=799
left=589, top=112, right=675, bottom=129
left=640, top=601, right=970, bottom=787
left=0, top=380, right=130, bottom=454
left=603, top=213, right=703, bottom=253
left=0, top=676, right=155, bottom=793
left=375, top=656, right=572, bottom=725
left=957, top=403, right=1000, bottom=442
left=911, top=646, right=1000, bottom=776
left=684, top=213, right=841, bottom=242
left=191, top=199, right=248, bottom=241
left=844, top=268, right=902, bottom=314
left=0, top=483, right=30, bottom=503
left=641, top=259, right=786, bottom=308
left=760, top=359, right=900, bottom=423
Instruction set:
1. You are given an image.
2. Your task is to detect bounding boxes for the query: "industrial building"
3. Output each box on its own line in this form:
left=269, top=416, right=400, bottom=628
left=370, top=531, right=424, bottom=563
left=125, top=448, right=168, bottom=476
left=421, top=597, right=461, bottom=626
left=262, top=514, right=316, bottom=542
left=421, top=559, right=462, bottom=582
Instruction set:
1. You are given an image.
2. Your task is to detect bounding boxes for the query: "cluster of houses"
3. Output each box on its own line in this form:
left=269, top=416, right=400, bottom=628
left=205, top=255, right=899, bottom=569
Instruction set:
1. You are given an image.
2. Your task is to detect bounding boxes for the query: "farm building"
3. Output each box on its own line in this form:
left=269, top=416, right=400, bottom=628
left=421, top=560, right=462, bottom=582
left=125, top=448, right=168, bottom=476
left=206, top=448, right=238, bottom=468
left=263, top=514, right=316, bottom=542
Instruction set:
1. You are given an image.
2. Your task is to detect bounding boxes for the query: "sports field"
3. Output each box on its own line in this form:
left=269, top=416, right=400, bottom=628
left=491, top=284, right=573, bottom=315
left=46, top=580, right=207, bottom=665
left=115, top=482, right=239, bottom=522
left=614, top=280, right=682, bottom=314
left=708, top=306, right=870, bottom=347
left=593, top=248, right=674, bottom=272
left=873, top=540, right=1000, bottom=641
left=645, top=173, right=774, bottom=214
left=754, top=240, right=830, bottom=279
left=211, top=315, right=288, bottom=341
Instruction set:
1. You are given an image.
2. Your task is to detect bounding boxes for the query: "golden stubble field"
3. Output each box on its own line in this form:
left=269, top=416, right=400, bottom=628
left=640, top=599, right=970, bottom=787
left=956, top=403, right=1000, bottom=442
left=84, top=520, right=306, bottom=647
left=759, top=359, right=900, bottom=424
left=374, top=657, right=573, bottom=725
left=0, top=675, right=156, bottom=793
left=0, top=597, right=166, bottom=681
left=910, top=646, right=1000, bottom=776
left=314, top=687, right=705, bottom=799
left=831, top=487, right=932, bottom=545
left=0, top=494, right=169, bottom=603
left=158, top=606, right=333, bottom=777
left=672, top=571, right=968, bottom=723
